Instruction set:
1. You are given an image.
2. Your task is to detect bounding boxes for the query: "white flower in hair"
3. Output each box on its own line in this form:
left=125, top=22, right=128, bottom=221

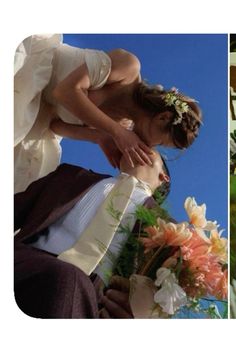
left=170, top=87, right=178, bottom=93
left=163, top=89, right=190, bottom=125
left=156, top=84, right=164, bottom=91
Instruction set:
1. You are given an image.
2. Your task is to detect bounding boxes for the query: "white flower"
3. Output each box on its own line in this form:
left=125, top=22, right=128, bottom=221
left=154, top=267, right=172, bottom=286
left=154, top=268, right=187, bottom=315
left=170, top=87, right=178, bottom=93
left=163, top=91, right=189, bottom=126
left=172, top=113, right=183, bottom=125
left=165, top=93, right=177, bottom=106
left=156, top=84, right=164, bottom=91
left=179, top=102, right=189, bottom=113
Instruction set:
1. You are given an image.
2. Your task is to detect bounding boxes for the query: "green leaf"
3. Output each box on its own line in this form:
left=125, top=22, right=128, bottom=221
left=135, top=204, right=170, bottom=227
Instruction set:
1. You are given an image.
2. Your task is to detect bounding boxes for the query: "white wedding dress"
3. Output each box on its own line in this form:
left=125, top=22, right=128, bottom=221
left=14, top=34, right=111, bottom=193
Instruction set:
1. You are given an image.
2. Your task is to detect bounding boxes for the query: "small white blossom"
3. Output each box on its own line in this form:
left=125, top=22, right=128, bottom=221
left=163, top=91, right=189, bottom=125
left=154, top=268, right=187, bottom=315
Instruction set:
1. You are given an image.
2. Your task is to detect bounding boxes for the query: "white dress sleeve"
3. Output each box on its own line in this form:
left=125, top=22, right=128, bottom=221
left=84, top=48, right=111, bottom=90
left=44, top=46, right=112, bottom=125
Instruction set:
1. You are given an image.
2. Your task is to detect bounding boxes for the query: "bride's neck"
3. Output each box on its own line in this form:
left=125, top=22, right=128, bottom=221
left=101, top=83, right=149, bottom=122
left=102, top=86, right=136, bottom=119
left=133, top=112, right=152, bottom=144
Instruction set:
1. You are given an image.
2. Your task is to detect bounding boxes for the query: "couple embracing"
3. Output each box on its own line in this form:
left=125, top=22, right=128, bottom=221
left=14, top=34, right=202, bottom=318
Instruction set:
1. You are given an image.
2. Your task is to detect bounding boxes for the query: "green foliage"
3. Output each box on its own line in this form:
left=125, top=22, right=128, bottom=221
left=106, top=199, right=143, bottom=278
left=111, top=201, right=171, bottom=279
left=135, top=203, right=170, bottom=227
left=112, top=203, right=173, bottom=280
left=153, top=187, right=169, bottom=205
left=106, top=199, right=122, bottom=221
left=112, top=229, right=143, bottom=278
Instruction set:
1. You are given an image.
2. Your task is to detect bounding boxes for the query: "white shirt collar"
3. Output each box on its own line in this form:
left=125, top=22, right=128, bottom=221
left=119, top=172, right=153, bottom=196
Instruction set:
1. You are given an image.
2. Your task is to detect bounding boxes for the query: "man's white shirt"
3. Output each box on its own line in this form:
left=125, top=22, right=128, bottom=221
left=31, top=173, right=150, bottom=283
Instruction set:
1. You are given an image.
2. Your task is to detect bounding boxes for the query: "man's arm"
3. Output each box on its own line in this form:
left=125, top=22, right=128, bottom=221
left=14, top=166, right=62, bottom=231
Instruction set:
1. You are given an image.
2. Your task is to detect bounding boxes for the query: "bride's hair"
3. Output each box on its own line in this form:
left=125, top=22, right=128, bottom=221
left=133, top=82, right=202, bottom=148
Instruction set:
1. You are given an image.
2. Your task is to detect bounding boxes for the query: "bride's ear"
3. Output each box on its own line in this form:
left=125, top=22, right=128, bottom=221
left=158, top=111, right=173, bottom=122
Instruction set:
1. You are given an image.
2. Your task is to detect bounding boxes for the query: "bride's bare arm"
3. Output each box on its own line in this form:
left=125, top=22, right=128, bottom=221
left=50, top=119, right=102, bottom=143
left=52, top=49, right=152, bottom=166
left=52, top=49, right=139, bottom=132
left=50, top=119, right=122, bottom=168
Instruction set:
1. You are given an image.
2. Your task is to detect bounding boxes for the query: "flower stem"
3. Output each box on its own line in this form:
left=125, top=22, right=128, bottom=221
left=139, top=244, right=165, bottom=276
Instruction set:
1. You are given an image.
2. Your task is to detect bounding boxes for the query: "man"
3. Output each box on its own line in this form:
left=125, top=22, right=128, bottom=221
left=14, top=149, right=170, bottom=318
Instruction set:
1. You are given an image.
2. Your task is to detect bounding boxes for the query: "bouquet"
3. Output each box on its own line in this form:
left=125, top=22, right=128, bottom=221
left=109, top=196, right=228, bottom=319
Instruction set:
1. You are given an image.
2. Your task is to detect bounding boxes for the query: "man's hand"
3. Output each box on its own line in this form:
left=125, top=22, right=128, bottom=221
left=99, top=275, right=133, bottom=319
left=99, top=289, right=133, bottom=319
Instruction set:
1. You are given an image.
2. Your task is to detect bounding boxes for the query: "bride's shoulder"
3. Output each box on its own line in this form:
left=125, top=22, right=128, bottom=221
left=107, top=49, right=141, bottom=83
left=108, top=48, right=140, bottom=69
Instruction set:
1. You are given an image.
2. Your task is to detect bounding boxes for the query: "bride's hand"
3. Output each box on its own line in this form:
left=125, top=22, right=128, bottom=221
left=112, top=126, right=153, bottom=167
left=98, top=135, right=122, bottom=169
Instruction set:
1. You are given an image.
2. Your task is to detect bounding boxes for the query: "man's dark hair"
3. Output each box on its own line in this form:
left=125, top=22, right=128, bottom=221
left=153, top=156, right=171, bottom=205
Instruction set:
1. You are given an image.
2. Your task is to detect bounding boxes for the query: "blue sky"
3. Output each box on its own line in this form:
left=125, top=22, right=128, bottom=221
left=61, top=34, right=228, bottom=235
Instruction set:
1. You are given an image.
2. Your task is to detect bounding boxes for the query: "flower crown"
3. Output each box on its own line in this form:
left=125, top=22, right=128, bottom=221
left=163, top=87, right=193, bottom=125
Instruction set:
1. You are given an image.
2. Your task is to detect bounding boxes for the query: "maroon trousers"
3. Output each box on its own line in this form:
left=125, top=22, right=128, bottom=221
left=14, top=242, right=102, bottom=319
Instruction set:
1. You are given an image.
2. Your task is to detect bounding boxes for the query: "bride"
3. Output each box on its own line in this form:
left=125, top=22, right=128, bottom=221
left=14, top=34, right=202, bottom=193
